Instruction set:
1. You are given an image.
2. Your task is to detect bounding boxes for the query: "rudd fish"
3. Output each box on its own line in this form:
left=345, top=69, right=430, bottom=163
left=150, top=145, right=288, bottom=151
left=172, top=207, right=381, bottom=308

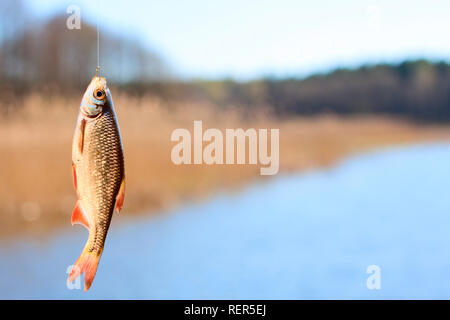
left=68, top=74, right=125, bottom=291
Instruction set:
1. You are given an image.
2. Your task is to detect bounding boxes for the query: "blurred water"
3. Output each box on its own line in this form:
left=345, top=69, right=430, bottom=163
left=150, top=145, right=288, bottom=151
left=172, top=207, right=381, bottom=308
left=2, top=143, right=450, bottom=299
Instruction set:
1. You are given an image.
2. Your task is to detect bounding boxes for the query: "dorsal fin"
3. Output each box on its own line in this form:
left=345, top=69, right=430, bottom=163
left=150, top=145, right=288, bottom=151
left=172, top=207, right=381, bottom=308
left=115, top=176, right=125, bottom=212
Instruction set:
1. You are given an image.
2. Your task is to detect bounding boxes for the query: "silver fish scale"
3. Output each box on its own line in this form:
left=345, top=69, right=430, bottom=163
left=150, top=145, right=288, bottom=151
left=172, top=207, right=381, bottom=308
left=85, top=107, right=124, bottom=253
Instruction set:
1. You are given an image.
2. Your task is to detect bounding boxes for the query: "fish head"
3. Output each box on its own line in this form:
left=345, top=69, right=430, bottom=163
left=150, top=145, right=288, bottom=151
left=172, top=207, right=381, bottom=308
left=80, top=76, right=110, bottom=118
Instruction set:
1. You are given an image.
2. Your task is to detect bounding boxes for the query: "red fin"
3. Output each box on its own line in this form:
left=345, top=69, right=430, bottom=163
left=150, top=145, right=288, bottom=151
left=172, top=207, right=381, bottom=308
left=72, top=162, right=78, bottom=192
left=115, top=176, right=125, bottom=212
left=68, top=247, right=102, bottom=292
left=71, top=201, right=90, bottom=230
left=78, top=118, right=86, bottom=154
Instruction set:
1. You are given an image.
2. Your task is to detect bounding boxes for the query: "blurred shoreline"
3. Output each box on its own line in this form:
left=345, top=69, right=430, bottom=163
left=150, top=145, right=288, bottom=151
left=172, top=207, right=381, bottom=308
left=1, top=94, right=449, bottom=239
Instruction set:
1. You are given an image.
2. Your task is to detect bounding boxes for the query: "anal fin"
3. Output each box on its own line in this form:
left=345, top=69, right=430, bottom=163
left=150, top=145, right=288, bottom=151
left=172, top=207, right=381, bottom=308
left=71, top=201, right=90, bottom=230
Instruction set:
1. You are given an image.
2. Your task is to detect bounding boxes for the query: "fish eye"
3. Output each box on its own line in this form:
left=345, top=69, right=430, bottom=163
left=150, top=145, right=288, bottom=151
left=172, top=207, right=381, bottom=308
left=94, top=89, right=105, bottom=99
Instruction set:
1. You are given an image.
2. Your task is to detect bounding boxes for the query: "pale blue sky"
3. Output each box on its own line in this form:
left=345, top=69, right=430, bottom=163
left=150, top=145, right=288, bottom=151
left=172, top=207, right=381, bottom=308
left=28, top=0, right=450, bottom=80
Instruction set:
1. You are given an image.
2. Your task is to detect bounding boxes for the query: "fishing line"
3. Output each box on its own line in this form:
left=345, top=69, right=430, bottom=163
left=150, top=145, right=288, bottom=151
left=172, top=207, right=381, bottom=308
left=96, top=0, right=100, bottom=76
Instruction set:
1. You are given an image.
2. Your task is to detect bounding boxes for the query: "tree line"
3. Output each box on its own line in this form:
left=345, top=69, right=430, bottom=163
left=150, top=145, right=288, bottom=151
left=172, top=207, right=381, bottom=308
left=0, top=1, right=449, bottom=122
left=121, top=60, right=450, bottom=122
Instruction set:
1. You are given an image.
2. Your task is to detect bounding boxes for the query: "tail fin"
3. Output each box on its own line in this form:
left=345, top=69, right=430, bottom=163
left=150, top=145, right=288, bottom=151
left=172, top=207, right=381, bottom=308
left=68, top=246, right=102, bottom=292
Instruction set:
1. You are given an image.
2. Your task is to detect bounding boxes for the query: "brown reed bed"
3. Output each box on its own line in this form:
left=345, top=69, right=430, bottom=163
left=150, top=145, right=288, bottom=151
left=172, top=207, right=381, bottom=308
left=1, top=92, right=449, bottom=238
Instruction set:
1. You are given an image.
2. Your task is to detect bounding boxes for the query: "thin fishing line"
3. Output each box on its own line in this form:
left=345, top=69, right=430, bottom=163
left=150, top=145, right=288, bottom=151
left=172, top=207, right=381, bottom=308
left=96, top=0, right=100, bottom=76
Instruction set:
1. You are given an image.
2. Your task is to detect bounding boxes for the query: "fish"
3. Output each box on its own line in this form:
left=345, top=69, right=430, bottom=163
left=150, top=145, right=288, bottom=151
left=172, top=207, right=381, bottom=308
left=68, top=74, right=125, bottom=292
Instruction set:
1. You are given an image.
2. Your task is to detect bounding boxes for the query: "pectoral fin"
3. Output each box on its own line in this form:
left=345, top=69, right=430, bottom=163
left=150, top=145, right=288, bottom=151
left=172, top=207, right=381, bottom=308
left=78, top=118, right=86, bottom=154
left=72, top=162, right=78, bottom=192
left=71, top=201, right=90, bottom=230
left=115, top=176, right=125, bottom=212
